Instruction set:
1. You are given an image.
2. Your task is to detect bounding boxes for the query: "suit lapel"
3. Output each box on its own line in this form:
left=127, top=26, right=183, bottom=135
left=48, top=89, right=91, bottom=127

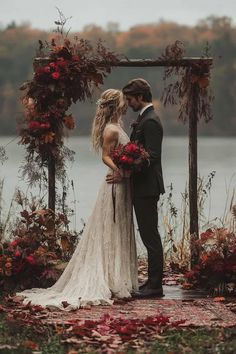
left=130, top=106, right=154, bottom=141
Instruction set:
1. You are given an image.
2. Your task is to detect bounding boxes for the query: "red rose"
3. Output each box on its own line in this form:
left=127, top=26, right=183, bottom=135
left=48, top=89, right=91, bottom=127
left=52, top=72, right=60, bottom=80
left=28, top=121, right=41, bottom=130
left=120, top=155, right=134, bottom=165
left=125, top=143, right=139, bottom=154
left=10, top=239, right=20, bottom=247
left=49, top=62, right=57, bottom=69
left=57, top=58, right=67, bottom=67
left=26, top=255, right=36, bottom=265
left=15, top=250, right=22, bottom=258
left=44, top=66, right=51, bottom=73
left=120, top=155, right=129, bottom=164
left=127, top=156, right=134, bottom=165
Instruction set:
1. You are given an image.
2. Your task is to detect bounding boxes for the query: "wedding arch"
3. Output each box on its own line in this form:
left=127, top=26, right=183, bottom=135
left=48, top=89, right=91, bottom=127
left=20, top=25, right=213, bottom=266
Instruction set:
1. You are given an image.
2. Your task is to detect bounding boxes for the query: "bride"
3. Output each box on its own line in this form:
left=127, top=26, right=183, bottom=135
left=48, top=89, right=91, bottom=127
left=17, top=89, right=138, bottom=309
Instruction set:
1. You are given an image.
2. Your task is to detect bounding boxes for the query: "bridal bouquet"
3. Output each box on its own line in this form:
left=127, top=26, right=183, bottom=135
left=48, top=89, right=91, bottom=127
left=111, top=142, right=149, bottom=176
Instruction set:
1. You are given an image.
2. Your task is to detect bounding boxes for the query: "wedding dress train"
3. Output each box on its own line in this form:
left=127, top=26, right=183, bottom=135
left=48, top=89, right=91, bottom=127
left=17, top=124, right=138, bottom=309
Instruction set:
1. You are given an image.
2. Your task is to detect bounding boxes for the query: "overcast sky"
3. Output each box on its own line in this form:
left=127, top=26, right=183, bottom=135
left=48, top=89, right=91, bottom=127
left=1, top=0, right=236, bottom=31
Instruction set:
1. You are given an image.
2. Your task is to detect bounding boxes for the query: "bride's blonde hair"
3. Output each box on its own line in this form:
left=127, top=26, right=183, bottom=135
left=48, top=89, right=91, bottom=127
left=91, top=89, right=127, bottom=152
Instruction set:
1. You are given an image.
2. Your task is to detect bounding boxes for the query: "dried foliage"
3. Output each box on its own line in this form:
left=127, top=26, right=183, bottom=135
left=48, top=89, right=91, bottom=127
left=160, top=40, right=213, bottom=123
left=0, top=146, right=7, bottom=165
left=160, top=172, right=217, bottom=268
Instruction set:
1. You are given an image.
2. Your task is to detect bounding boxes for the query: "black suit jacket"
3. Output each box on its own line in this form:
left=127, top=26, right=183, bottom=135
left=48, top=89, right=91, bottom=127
left=130, top=106, right=165, bottom=198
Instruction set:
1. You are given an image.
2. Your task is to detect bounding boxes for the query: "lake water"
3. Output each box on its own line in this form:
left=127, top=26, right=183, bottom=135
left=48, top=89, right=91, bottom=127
left=0, top=136, right=235, bottom=233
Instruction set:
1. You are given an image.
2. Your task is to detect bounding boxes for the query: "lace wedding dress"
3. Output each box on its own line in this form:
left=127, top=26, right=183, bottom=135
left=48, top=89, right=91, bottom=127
left=17, top=123, right=138, bottom=309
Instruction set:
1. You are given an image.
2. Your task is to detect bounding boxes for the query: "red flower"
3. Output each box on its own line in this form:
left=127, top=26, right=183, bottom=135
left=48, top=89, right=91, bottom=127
left=57, top=58, right=67, bottom=67
left=120, top=155, right=129, bottom=164
left=10, top=239, right=21, bottom=247
left=43, top=66, right=51, bottom=73
left=15, top=250, right=22, bottom=258
left=49, top=62, right=57, bottom=69
left=127, top=156, right=134, bottom=165
left=28, top=121, right=41, bottom=130
left=120, top=156, right=134, bottom=165
left=125, top=143, right=140, bottom=155
left=52, top=72, right=60, bottom=80
left=26, top=255, right=36, bottom=265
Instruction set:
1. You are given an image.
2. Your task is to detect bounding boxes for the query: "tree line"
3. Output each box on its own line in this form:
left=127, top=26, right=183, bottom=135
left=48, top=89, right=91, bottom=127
left=0, top=16, right=236, bottom=136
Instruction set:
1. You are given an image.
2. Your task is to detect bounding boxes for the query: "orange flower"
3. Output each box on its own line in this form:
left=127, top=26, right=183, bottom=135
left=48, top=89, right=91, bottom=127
left=200, top=254, right=209, bottom=263
left=53, top=45, right=64, bottom=53
left=22, top=341, right=39, bottom=351
left=213, top=297, right=225, bottom=302
left=42, top=132, right=55, bottom=144
left=63, top=115, right=76, bottom=130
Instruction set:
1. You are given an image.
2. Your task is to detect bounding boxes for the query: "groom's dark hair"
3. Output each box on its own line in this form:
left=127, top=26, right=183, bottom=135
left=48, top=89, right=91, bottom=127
left=122, top=78, right=152, bottom=102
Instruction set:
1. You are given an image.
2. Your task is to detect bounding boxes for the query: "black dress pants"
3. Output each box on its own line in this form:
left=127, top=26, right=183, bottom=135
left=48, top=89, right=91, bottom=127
left=134, top=196, right=163, bottom=288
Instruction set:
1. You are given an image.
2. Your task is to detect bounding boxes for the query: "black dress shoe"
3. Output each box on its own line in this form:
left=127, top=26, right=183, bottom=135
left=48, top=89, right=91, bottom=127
left=133, top=287, right=164, bottom=299
left=139, top=279, right=150, bottom=290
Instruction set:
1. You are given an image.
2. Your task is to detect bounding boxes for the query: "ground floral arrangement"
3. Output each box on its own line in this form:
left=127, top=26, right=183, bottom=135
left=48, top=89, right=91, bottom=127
left=0, top=208, right=79, bottom=292
left=183, top=228, right=236, bottom=295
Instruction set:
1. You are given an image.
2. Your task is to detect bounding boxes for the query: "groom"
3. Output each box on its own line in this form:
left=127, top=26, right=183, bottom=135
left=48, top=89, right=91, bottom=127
left=123, top=78, right=165, bottom=297
left=125, top=78, right=165, bottom=297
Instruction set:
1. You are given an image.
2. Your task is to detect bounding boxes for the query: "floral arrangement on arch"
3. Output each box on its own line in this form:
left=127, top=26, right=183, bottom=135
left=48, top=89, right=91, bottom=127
left=183, top=228, right=236, bottom=295
left=20, top=15, right=118, bottom=185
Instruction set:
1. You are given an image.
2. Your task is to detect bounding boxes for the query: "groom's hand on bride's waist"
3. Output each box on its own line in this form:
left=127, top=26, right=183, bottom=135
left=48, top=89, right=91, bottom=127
left=106, top=170, right=123, bottom=184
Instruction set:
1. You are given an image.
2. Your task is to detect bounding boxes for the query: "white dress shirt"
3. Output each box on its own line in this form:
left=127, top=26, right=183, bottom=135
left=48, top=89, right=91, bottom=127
left=140, top=103, right=153, bottom=116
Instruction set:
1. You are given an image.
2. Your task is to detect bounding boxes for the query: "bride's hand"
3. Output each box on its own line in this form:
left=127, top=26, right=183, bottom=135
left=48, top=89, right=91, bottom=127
left=106, top=169, right=123, bottom=184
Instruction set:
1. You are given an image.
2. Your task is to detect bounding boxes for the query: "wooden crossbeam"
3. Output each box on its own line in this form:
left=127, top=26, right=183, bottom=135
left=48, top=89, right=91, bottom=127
left=34, top=57, right=213, bottom=67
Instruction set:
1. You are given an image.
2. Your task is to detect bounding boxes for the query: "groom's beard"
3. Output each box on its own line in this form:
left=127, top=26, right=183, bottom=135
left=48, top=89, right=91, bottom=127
left=130, top=104, right=142, bottom=112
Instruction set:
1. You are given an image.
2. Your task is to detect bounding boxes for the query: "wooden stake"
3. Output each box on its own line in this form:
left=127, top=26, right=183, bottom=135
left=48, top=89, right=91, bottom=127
left=189, top=82, right=199, bottom=267
left=48, top=153, right=56, bottom=212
